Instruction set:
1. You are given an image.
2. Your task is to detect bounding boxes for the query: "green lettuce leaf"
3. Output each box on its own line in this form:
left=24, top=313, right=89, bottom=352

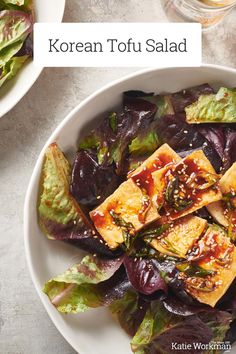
left=0, top=40, right=23, bottom=66
left=38, top=143, right=95, bottom=240
left=39, top=143, right=78, bottom=227
left=43, top=255, right=123, bottom=313
left=142, top=95, right=174, bottom=119
left=0, top=55, right=28, bottom=87
left=0, top=0, right=32, bottom=11
left=185, top=87, right=236, bottom=124
left=129, top=131, right=159, bottom=156
left=131, top=300, right=231, bottom=354
left=0, top=10, right=33, bottom=52
left=3, top=0, right=25, bottom=5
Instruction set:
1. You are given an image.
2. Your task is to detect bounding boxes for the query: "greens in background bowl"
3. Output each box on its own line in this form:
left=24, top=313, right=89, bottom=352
left=0, top=0, right=65, bottom=118
left=24, top=65, right=236, bottom=354
left=0, top=1, right=33, bottom=88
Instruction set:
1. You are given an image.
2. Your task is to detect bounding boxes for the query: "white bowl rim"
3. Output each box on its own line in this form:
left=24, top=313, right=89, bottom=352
left=24, top=63, right=236, bottom=353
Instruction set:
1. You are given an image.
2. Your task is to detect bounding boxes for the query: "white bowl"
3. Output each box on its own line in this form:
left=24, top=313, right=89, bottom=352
left=0, top=0, right=65, bottom=118
left=24, top=65, right=236, bottom=354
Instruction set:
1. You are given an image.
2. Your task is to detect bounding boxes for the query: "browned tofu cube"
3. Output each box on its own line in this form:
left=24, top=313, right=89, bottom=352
left=90, top=179, right=160, bottom=249
left=151, top=216, right=207, bottom=258
left=151, top=150, right=222, bottom=220
left=183, top=225, right=236, bottom=307
left=207, top=163, right=236, bottom=229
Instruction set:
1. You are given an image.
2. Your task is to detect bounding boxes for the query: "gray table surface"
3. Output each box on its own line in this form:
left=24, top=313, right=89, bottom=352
left=0, top=1, right=235, bottom=353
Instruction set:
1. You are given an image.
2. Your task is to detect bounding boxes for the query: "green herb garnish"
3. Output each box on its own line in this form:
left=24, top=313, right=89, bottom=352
left=109, top=112, right=118, bottom=134
left=176, top=263, right=215, bottom=277
left=109, top=210, right=134, bottom=229
left=165, top=177, right=193, bottom=211
left=165, top=178, right=179, bottom=204
left=140, top=224, right=169, bottom=239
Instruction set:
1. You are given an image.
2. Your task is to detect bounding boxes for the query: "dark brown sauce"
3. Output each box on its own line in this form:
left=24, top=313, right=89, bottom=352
left=162, top=157, right=219, bottom=219
left=90, top=210, right=107, bottom=229
left=138, top=196, right=151, bottom=224
left=131, top=153, right=175, bottom=197
left=197, top=233, right=233, bottom=266
left=90, top=200, right=118, bottom=229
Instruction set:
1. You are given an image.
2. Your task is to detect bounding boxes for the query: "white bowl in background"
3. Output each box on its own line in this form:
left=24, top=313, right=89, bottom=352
left=0, top=0, right=65, bottom=118
left=24, top=65, right=236, bottom=354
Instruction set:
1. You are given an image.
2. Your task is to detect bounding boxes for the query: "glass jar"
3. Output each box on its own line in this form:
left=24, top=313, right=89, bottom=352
left=162, top=0, right=236, bottom=29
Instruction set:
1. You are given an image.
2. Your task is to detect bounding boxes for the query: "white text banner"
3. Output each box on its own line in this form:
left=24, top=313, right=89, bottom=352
left=34, top=23, right=202, bottom=67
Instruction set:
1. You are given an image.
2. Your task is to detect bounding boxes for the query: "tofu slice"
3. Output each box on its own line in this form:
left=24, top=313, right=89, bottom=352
left=151, top=150, right=222, bottom=220
left=151, top=216, right=207, bottom=258
left=207, top=163, right=236, bottom=228
left=128, top=143, right=181, bottom=178
left=207, top=201, right=229, bottom=228
left=128, top=144, right=181, bottom=197
left=219, top=162, right=236, bottom=196
left=183, top=225, right=236, bottom=307
left=90, top=179, right=160, bottom=249
left=90, top=144, right=180, bottom=249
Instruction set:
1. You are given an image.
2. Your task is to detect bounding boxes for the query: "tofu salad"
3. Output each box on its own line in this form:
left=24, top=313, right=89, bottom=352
left=38, top=84, right=236, bottom=354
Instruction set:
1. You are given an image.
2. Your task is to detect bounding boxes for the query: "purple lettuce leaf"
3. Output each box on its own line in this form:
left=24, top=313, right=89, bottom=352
left=124, top=256, right=167, bottom=295
left=198, top=310, right=232, bottom=347
left=155, top=259, right=199, bottom=305
left=78, top=98, right=157, bottom=175
left=197, top=125, right=236, bottom=173
left=124, top=90, right=154, bottom=98
left=198, top=126, right=225, bottom=159
left=96, top=267, right=131, bottom=306
left=156, top=114, right=222, bottom=172
left=110, top=290, right=149, bottom=337
left=218, top=279, right=236, bottom=312
left=46, top=217, right=123, bottom=259
left=16, top=33, right=32, bottom=57
left=170, top=83, right=214, bottom=114
left=70, top=149, right=120, bottom=207
left=222, top=128, right=236, bottom=172
left=163, top=294, right=211, bottom=317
